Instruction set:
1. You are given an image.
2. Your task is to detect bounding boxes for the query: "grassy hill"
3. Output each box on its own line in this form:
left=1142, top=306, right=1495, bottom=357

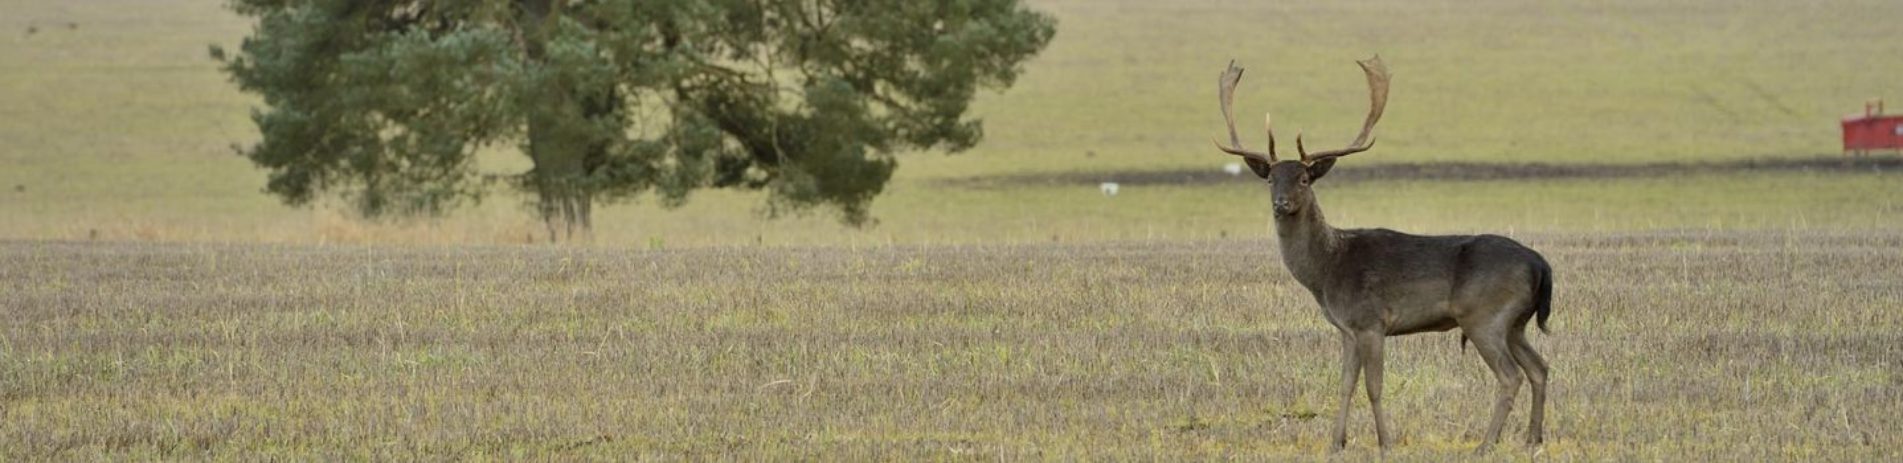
left=2, top=0, right=1901, bottom=245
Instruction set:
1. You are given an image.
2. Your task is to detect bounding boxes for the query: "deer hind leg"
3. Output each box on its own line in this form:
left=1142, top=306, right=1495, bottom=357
left=1509, top=328, right=1549, bottom=446
left=1466, top=328, right=1523, bottom=454
left=1330, top=331, right=1363, bottom=453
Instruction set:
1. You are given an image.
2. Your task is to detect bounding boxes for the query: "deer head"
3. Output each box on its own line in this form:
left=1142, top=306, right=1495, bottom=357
left=1214, top=56, right=1389, bottom=217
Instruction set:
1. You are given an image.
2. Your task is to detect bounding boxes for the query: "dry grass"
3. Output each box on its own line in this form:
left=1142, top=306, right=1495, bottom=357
left=3, top=231, right=1898, bottom=459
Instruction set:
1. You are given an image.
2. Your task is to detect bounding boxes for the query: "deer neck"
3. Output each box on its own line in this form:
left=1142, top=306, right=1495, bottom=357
left=1273, top=196, right=1341, bottom=290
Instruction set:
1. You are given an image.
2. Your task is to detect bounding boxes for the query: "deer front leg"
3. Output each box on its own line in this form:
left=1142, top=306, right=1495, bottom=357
left=1330, top=331, right=1362, bottom=452
left=1358, top=331, right=1393, bottom=452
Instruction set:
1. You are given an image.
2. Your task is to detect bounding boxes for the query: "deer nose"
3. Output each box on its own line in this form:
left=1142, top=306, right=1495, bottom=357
left=1272, top=199, right=1294, bottom=213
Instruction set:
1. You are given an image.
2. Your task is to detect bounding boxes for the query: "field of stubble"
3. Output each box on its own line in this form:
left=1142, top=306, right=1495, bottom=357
left=4, top=231, right=1898, bottom=460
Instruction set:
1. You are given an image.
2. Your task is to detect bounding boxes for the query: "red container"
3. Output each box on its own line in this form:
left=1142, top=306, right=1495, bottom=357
left=1843, top=100, right=1903, bottom=153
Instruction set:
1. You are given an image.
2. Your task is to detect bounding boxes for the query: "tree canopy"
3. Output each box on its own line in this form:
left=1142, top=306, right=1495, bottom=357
left=214, top=0, right=1055, bottom=238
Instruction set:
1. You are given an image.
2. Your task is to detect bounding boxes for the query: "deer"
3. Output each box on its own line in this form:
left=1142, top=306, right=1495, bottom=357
left=1212, top=56, right=1555, bottom=454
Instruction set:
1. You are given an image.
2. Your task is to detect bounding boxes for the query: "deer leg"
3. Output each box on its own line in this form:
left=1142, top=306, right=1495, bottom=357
left=1357, top=331, right=1393, bottom=452
left=1510, top=329, right=1549, bottom=446
left=1467, top=329, right=1523, bottom=454
left=1330, top=331, right=1362, bottom=453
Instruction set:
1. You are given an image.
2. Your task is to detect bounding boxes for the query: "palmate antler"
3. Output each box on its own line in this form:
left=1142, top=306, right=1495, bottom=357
left=1299, top=56, right=1390, bottom=163
left=1213, top=60, right=1277, bottom=164
left=1216, top=56, right=1391, bottom=166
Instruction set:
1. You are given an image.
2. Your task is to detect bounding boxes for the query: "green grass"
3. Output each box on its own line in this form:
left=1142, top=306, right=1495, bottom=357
left=3, top=234, right=1898, bottom=459
left=924, top=0, right=1903, bottom=176
left=4, top=0, right=1903, bottom=245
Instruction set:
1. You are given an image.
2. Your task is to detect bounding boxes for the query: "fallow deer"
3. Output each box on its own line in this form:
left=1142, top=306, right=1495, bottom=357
left=1213, top=56, right=1555, bottom=454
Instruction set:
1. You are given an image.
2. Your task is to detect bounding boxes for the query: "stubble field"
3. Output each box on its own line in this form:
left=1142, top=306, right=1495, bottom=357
left=4, top=232, right=1899, bottom=459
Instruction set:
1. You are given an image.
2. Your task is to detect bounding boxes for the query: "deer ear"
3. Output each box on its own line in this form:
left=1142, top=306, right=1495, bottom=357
left=1306, top=158, right=1339, bottom=182
left=1245, top=158, right=1272, bottom=179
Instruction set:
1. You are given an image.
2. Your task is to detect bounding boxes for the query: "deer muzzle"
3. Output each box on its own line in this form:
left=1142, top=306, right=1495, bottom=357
left=1273, top=199, right=1296, bottom=216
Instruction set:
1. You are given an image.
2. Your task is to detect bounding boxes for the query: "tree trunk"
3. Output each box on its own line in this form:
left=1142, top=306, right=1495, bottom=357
left=519, top=0, right=601, bottom=243
left=524, top=83, right=618, bottom=242
left=527, top=113, right=592, bottom=242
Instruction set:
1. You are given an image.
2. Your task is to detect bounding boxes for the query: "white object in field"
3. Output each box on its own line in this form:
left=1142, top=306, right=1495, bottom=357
left=1223, top=162, right=1244, bottom=175
left=1099, top=182, right=1120, bottom=197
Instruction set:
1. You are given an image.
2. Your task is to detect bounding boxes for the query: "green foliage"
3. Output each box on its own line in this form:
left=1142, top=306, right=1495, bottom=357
left=214, top=0, right=1056, bottom=227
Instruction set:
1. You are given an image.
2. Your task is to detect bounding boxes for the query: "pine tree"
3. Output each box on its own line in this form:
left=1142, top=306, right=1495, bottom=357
left=213, top=0, right=1055, bottom=240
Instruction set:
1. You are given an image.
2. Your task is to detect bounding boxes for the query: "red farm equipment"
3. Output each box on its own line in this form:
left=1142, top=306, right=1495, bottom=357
left=1843, top=99, right=1903, bottom=156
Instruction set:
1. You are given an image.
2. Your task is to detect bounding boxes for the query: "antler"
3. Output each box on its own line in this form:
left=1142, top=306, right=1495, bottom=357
left=1213, top=60, right=1277, bottom=163
left=1300, top=55, right=1390, bottom=163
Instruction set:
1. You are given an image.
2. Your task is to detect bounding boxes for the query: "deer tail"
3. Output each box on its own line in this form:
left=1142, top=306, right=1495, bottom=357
left=1533, top=258, right=1553, bottom=334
